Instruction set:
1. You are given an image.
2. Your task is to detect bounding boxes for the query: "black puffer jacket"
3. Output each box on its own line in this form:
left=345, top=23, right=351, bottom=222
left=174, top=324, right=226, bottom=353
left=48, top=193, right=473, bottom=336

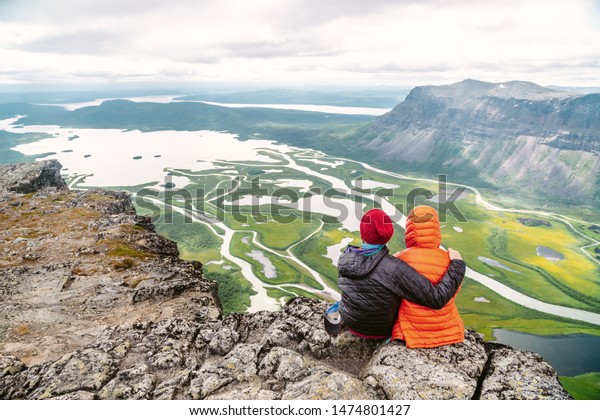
left=338, top=246, right=466, bottom=338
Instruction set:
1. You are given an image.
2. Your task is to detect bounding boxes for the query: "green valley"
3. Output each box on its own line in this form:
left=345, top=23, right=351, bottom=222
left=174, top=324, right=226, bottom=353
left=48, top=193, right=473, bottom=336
left=1, top=85, right=599, bottom=398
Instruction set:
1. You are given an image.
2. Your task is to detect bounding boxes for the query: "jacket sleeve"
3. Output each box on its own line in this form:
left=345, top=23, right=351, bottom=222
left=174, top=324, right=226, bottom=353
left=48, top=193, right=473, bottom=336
left=385, top=259, right=466, bottom=309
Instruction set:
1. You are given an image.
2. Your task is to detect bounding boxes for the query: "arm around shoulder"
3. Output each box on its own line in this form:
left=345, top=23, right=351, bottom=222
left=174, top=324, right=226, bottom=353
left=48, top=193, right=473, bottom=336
left=387, top=255, right=466, bottom=310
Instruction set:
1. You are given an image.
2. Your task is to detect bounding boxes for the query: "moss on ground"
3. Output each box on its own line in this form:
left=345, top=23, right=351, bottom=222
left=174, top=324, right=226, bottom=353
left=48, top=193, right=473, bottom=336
left=559, top=372, right=600, bottom=400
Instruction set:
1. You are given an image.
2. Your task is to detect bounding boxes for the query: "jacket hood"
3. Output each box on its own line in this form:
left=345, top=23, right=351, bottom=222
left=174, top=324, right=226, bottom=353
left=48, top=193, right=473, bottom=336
left=405, top=205, right=441, bottom=249
left=338, top=245, right=389, bottom=279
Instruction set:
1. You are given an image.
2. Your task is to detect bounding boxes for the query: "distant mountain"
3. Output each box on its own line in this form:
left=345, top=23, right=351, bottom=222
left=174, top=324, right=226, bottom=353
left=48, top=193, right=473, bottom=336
left=176, top=88, right=408, bottom=108
left=352, top=79, right=600, bottom=205
left=0, top=89, right=181, bottom=105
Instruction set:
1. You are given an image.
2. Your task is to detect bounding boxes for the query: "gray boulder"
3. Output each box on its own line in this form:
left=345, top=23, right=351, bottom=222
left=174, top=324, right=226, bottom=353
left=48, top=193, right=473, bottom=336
left=0, top=160, right=67, bottom=194
left=0, top=298, right=572, bottom=400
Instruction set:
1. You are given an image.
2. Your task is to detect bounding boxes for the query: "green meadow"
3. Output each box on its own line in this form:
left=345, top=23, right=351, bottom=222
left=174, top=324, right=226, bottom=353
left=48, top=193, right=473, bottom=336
left=229, top=231, right=322, bottom=290
left=559, top=373, right=600, bottom=400
left=143, top=157, right=600, bottom=334
left=456, top=278, right=600, bottom=340
left=433, top=196, right=600, bottom=312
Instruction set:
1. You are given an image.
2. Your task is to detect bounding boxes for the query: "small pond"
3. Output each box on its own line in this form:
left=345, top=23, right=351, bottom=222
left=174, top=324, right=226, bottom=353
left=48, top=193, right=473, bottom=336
left=493, top=329, right=600, bottom=376
left=536, top=246, right=565, bottom=262
left=477, top=256, right=521, bottom=273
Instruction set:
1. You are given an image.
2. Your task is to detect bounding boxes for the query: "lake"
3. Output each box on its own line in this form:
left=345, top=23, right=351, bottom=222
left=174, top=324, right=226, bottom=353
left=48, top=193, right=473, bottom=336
left=196, top=101, right=390, bottom=116
left=1, top=117, right=290, bottom=187
left=49, top=96, right=391, bottom=116
left=493, top=329, right=600, bottom=376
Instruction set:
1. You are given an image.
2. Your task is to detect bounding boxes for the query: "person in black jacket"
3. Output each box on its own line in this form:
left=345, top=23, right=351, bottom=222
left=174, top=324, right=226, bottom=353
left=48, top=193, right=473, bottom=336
left=332, top=208, right=466, bottom=339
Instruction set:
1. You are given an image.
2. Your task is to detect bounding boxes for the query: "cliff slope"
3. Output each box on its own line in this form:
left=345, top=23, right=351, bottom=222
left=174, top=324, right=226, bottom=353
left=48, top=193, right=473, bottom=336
left=358, top=79, right=600, bottom=204
left=0, top=161, right=571, bottom=400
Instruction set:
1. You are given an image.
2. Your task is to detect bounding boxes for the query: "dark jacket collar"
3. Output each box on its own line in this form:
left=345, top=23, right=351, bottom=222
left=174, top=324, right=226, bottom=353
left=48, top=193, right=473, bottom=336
left=338, top=245, right=389, bottom=280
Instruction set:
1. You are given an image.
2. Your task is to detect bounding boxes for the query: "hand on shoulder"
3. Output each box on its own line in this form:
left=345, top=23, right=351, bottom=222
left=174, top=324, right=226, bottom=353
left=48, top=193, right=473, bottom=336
left=448, top=248, right=462, bottom=261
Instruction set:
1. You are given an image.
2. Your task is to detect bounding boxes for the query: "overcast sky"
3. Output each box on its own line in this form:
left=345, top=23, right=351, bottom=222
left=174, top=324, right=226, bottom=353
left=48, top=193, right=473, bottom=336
left=1, top=0, right=599, bottom=88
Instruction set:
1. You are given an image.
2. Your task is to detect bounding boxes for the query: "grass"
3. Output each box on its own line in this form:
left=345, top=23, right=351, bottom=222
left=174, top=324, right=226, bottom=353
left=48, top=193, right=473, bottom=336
left=3, top=203, right=99, bottom=234
left=179, top=247, right=222, bottom=266
left=229, top=232, right=322, bottom=289
left=80, top=192, right=115, bottom=202
left=107, top=244, right=150, bottom=259
left=0, top=130, right=51, bottom=164
left=576, top=223, right=600, bottom=242
left=202, top=259, right=237, bottom=275
left=282, top=286, right=329, bottom=301
left=503, top=217, right=599, bottom=299
left=293, top=222, right=361, bottom=290
left=151, top=208, right=223, bottom=263
left=205, top=271, right=255, bottom=315
left=224, top=208, right=322, bottom=250
left=439, top=197, right=600, bottom=311
left=559, top=372, right=600, bottom=400
left=456, top=278, right=600, bottom=340
left=20, top=229, right=44, bottom=239
left=112, top=258, right=136, bottom=270
left=265, top=287, right=296, bottom=301
left=478, top=185, right=600, bottom=225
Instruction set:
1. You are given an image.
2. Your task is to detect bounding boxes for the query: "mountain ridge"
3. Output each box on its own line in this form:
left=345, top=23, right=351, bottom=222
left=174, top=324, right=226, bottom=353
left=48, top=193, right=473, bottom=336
left=1, top=80, right=598, bottom=206
left=355, top=79, right=600, bottom=205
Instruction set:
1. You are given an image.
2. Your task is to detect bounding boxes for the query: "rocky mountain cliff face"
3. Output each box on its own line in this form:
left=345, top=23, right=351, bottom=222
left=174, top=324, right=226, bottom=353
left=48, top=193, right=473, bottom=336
left=0, top=161, right=571, bottom=400
left=359, top=79, right=600, bottom=204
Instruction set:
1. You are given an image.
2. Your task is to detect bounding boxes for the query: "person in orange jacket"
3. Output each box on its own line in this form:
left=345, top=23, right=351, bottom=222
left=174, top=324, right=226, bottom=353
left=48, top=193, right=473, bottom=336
left=391, top=205, right=464, bottom=348
left=328, top=208, right=466, bottom=339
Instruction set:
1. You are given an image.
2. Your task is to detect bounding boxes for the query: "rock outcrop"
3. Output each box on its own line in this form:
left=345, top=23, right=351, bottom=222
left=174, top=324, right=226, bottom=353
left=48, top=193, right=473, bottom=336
left=0, top=161, right=572, bottom=400
left=0, top=160, right=67, bottom=194
left=0, top=160, right=219, bottom=367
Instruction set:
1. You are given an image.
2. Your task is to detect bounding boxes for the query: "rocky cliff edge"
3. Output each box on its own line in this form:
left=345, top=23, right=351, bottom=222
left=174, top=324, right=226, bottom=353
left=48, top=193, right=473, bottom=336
left=0, top=160, right=571, bottom=400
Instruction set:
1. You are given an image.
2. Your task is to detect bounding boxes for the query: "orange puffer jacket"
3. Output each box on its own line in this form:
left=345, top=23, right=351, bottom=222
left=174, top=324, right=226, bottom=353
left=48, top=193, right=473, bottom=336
left=391, top=205, right=464, bottom=348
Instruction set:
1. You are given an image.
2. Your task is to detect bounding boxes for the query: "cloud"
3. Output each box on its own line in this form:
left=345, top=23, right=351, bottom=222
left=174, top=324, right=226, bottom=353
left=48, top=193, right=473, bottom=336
left=0, top=0, right=168, bottom=23
left=0, top=0, right=599, bottom=86
left=215, top=39, right=337, bottom=59
left=20, top=29, right=126, bottom=55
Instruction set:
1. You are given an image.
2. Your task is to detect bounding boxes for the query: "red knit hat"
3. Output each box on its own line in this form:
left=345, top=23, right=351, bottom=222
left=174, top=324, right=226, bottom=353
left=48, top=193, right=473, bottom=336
left=360, top=208, right=394, bottom=245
